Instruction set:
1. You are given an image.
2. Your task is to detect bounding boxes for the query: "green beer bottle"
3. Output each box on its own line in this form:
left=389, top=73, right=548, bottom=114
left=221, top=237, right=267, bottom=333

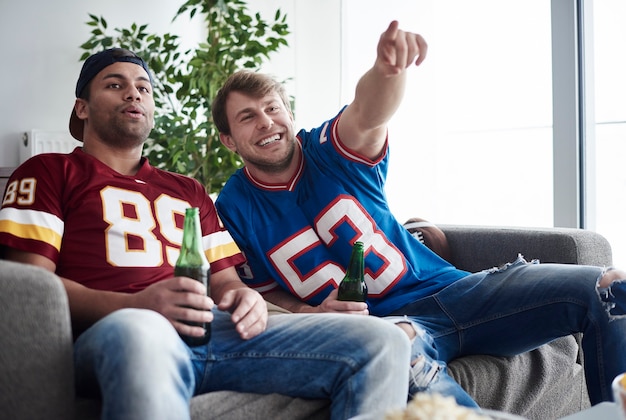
left=337, top=241, right=368, bottom=302
left=175, top=207, right=211, bottom=346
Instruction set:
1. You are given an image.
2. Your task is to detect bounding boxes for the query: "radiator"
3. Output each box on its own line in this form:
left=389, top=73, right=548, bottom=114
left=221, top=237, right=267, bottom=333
left=20, top=130, right=81, bottom=163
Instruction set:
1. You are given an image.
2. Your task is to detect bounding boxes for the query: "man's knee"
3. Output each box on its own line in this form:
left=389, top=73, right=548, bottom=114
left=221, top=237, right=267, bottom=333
left=596, top=268, right=626, bottom=319
left=598, top=268, right=626, bottom=287
left=96, top=309, right=179, bottom=349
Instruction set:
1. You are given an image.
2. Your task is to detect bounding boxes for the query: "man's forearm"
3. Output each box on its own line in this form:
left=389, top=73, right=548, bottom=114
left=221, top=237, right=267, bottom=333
left=62, top=278, right=133, bottom=334
left=351, top=65, right=407, bottom=131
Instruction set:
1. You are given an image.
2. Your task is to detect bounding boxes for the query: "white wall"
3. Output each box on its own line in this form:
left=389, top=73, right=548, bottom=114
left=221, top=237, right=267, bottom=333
left=251, top=0, right=342, bottom=132
left=0, top=0, right=203, bottom=166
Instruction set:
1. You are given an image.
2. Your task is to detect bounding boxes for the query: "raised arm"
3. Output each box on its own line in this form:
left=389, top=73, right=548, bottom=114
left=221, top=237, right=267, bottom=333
left=338, top=20, right=427, bottom=160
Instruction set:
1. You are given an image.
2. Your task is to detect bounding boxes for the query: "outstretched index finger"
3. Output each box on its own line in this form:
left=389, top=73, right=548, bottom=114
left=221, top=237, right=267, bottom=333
left=383, top=20, right=400, bottom=41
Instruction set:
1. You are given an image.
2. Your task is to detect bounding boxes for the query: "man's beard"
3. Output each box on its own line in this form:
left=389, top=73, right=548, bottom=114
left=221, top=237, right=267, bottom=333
left=241, top=136, right=297, bottom=174
left=91, top=113, right=153, bottom=149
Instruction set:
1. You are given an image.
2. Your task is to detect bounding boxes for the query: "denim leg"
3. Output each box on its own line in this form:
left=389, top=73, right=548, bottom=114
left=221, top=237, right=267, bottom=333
left=74, top=308, right=194, bottom=420
left=429, top=257, right=626, bottom=404
left=190, top=310, right=411, bottom=420
left=383, top=316, right=477, bottom=408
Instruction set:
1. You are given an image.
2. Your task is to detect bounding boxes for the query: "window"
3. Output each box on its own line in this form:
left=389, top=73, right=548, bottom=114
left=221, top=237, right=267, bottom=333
left=593, top=0, right=626, bottom=267
left=341, top=0, right=554, bottom=227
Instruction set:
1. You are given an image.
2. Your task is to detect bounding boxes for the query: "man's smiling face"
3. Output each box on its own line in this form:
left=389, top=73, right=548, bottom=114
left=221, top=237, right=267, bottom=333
left=220, top=90, right=297, bottom=174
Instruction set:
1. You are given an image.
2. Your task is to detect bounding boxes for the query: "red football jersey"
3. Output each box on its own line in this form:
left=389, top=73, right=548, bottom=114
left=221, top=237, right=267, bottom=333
left=0, top=148, right=244, bottom=292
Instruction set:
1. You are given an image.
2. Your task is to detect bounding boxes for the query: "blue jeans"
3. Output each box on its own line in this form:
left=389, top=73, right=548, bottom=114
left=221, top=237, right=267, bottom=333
left=391, top=255, right=626, bottom=407
left=74, top=308, right=410, bottom=420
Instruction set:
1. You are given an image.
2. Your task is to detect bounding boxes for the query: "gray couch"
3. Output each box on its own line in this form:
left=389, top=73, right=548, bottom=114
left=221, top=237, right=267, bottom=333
left=0, top=225, right=612, bottom=420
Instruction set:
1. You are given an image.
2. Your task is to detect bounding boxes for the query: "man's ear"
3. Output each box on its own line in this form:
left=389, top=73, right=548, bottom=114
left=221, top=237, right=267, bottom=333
left=74, top=98, right=88, bottom=120
left=219, top=132, right=237, bottom=153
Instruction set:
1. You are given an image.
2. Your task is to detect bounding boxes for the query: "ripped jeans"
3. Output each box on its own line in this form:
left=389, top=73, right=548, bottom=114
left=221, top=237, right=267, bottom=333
left=389, top=255, right=626, bottom=407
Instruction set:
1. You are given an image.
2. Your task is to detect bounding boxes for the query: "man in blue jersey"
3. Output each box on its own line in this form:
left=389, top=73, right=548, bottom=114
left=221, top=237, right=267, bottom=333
left=213, top=20, right=626, bottom=408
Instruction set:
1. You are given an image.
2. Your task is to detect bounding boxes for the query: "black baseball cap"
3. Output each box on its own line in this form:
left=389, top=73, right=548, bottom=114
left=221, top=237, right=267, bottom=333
left=69, top=48, right=154, bottom=141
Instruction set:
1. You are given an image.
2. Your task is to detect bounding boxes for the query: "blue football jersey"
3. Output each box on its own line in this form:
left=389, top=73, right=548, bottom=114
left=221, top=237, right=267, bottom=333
left=216, top=111, right=469, bottom=316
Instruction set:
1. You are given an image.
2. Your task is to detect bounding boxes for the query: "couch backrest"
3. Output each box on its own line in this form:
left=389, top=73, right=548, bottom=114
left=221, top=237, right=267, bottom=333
left=1, top=167, right=15, bottom=197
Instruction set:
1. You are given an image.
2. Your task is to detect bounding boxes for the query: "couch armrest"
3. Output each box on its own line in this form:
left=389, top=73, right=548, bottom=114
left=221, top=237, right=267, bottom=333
left=440, top=225, right=613, bottom=273
left=0, top=260, right=75, bottom=420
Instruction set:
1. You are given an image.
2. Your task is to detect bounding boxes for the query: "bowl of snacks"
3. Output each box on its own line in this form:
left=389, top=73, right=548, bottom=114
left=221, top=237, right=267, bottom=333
left=382, top=393, right=526, bottom=420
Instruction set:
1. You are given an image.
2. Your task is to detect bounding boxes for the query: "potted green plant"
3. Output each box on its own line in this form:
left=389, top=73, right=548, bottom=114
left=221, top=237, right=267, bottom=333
left=79, top=0, right=289, bottom=194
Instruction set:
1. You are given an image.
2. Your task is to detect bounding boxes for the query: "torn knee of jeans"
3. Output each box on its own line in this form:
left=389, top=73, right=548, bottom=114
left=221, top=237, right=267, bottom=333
left=596, top=268, right=626, bottom=320
left=409, top=355, right=442, bottom=391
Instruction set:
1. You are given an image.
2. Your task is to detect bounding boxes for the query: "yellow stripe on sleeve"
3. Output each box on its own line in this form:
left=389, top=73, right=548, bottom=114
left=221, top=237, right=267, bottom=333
left=203, top=230, right=242, bottom=262
left=0, top=208, right=64, bottom=251
left=0, top=219, right=63, bottom=251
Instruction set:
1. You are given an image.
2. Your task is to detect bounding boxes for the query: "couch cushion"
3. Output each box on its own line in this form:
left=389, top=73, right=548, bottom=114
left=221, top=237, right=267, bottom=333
left=441, top=225, right=613, bottom=272
left=190, top=392, right=329, bottom=420
left=448, top=336, right=589, bottom=419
